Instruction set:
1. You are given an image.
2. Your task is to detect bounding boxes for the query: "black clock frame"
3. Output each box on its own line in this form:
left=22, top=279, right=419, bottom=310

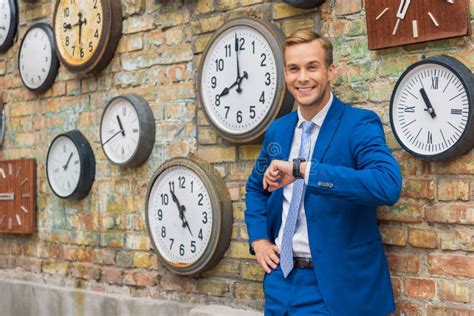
left=100, top=94, right=155, bottom=168
left=0, top=0, right=18, bottom=53
left=283, top=0, right=325, bottom=9
left=390, top=55, right=474, bottom=161
left=46, top=130, right=96, bottom=200
left=18, top=22, right=60, bottom=93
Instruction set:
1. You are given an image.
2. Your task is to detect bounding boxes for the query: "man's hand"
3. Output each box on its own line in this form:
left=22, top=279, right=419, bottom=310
left=263, top=160, right=308, bottom=192
left=252, top=239, right=280, bottom=273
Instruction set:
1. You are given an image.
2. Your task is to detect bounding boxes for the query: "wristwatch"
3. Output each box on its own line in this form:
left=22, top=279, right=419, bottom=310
left=292, top=158, right=306, bottom=179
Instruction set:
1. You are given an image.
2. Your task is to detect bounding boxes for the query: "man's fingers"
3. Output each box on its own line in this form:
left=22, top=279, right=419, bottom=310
left=260, top=259, right=271, bottom=273
left=268, top=252, right=280, bottom=265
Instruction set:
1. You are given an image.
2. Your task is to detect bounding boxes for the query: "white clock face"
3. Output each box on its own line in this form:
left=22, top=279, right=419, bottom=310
left=19, top=26, right=53, bottom=90
left=392, top=63, right=469, bottom=156
left=148, top=166, right=213, bottom=265
left=201, top=25, right=278, bottom=135
left=47, top=136, right=81, bottom=197
left=0, top=0, right=12, bottom=46
left=100, top=97, right=140, bottom=164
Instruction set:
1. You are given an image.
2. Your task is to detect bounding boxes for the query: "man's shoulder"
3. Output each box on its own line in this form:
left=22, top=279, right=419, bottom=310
left=266, top=110, right=298, bottom=132
left=343, top=103, right=381, bottom=123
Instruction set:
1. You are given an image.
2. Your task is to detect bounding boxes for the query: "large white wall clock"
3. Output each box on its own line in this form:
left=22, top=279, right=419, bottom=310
left=145, top=158, right=233, bottom=276
left=0, top=0, right=18, bottom=53
left=18, top=23, right=59, bottom=93
left=390, top=56, right=474, bottom=161
left=197, top=17, right=294, bottom=143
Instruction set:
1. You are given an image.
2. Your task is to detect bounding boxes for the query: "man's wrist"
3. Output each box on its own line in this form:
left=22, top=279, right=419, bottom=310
left=300, top=162, right=308, bottom=179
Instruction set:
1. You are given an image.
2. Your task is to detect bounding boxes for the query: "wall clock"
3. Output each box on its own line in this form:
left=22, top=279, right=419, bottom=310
left=145, top=157, right=233, bottom=276
left=282, top=0, right=325, bottom=9
left=52, top=0, right=122, bottom=73
left=19, top=23, right=59, bottom=93
left=0, top=159, right=36, bottom=234
left=365, top=0, right=471, bottom=50
left=46, top=130, right=95, bottom=200
left=100, top=94, right=155, bottom=168
left=390, top=56, right=474, bottom=161
left=197, top=17, right=294, bottom=143
left=0, top=0, right=18, bottom=53
left=0, top=98, right=5, bottom=148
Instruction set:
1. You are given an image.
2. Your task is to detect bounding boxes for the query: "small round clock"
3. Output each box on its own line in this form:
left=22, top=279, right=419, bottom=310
left=0, top=0, right=18, bottom=53
left=390, top=56, right=474, bottom=161
left=18, top=23, right=59, bottom=93
left=52, top=0, right=122, bottom=73
left=198, top=17, right=294, bottom=143
left=145, top=157, right=233, bottom=276
left=100, top=94, right=155, bottom=167
left=46, top=130, right=95, bottom=200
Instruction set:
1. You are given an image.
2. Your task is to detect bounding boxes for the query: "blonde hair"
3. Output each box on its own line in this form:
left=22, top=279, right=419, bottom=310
left=284, top=30, right=333, bottom=68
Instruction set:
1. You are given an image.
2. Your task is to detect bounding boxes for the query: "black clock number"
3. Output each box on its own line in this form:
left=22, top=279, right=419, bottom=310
left=161, top=193, right=169, bottom=205
left=215, top=95, right=220, bottom=107
left=451, top=109, right=462, bottom=115
left=169, top=238, right=174, bottom=250
left=198, top=193, right=203, bottom=206
left=157, top=209, right=163, bottom=221
left=265, top=72, right=271, bottom=86
left=64, top=7, right=69, bottom=17
left=202, top=212, right=208, bottom=224
left=93, top=0, right=98, bottom=9
left=161, top=226, right=166, bottom=237
left=236, top=110, right=243, bottom=123
left=404, top=106, right=415, bottom=113
left=180, top=244, right=185, bottom=256
left=66, top=36, right=70, bottom=46
left=238, top=37, right=245, bottom=50
left=427, top=131, right=433, bottom=144
left=191, top=241, right=196, bottom=253
left=178, top=176, right=185, bottom=189
left=215, top=59, right=224, bottom=72
left=211, top=76, right=217, bottom=89
left=198, top=228, right=203, bottom=240
left=94, top=29, right=99, bottom=38
left=97, top=13, right=101, bottom=24
left=89, top=42, right=93, bottom=52
left=225, top=44, right=231, bottom=57
left=190, top=181, right=194, bottom=193
left=224, top=106, right=230, bottom=119
left=431, top=77, right=439, bottom=90
left=259, top=91, right=265, bottom=104
left=260, top=53, right=267, bottom=67
left=80, top=48, right=85, bottom=58
left=249, top=106, right=256, bottom=119
left=251, top=41, right=255, bottom=54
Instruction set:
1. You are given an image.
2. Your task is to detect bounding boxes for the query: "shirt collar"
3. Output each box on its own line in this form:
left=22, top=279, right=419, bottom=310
left=297, top=92, right=333, bottom=129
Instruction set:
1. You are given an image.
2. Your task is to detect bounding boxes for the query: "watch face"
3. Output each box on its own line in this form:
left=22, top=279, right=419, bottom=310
left=0, top=0, right=12, bottom=46
left=391, top=60, right=470, bottom=158
left=19, top=23, right=59, bottom=92
left=147, top=165, right=213, bottom=265
left=201, top=25, right=278, bottom=135
left=46, top=135, right=81, bottom=198
left=100, top=97, right=140, bottom=165
left=53, top=0, right=104, bottom=66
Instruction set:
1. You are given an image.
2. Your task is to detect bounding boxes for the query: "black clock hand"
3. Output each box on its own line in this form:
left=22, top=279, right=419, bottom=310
left=235, top=33, right=241, bottom=79
left=236, top=71, right=248, bottom=93
left=116, top=115, right=125, bottom=136
left=218, top=71, right=249, bottom=98
left=63, top=152, right=73, bottom=170
left=419, top=88, right=437, bottom=118
left=102, top=130, right=122, bottom=146
left=180, top=205, right=193, bottom=237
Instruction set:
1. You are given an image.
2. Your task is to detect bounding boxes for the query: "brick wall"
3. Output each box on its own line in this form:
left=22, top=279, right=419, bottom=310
left=0, top=0, right=473, bottom=313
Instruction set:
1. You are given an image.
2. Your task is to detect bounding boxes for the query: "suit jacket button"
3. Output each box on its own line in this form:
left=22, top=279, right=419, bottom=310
left=317, top=181, right=323, bottom=186
left=329, top=183, right=334, bottom=188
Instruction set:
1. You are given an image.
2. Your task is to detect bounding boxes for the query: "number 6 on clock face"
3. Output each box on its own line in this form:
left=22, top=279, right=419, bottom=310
left=198, top=17, right=294, bottom=143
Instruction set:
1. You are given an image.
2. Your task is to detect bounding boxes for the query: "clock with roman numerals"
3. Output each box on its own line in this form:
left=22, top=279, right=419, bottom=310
left=145, top=157, right=232, bottom=276
left=0, top=159, right=36, bottom=234
left=52, top=0, right=122, bottom=74
left=390, top=56, right=474, bottom=161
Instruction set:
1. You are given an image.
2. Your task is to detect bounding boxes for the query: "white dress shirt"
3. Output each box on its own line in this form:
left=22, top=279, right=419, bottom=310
left=274, top=93, right=333, bottom=258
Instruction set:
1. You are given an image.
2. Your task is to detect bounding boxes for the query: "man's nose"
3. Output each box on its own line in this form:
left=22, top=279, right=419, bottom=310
left=297, top=69, right=309, bottom=82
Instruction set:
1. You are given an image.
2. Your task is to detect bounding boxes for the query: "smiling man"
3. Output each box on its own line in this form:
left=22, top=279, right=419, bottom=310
left=245, top=30, right=402, bottom=315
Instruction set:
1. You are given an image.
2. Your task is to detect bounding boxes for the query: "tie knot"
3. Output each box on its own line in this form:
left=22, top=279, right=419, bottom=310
left=301, top=121, right=315, bottom=135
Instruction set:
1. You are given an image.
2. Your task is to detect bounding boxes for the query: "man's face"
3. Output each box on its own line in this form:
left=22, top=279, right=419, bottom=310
left=284, top=40, right=335, bottom=108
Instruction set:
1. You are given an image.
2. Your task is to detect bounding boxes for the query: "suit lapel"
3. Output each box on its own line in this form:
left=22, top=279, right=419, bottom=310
left=311, top=96, right=345, bottom=162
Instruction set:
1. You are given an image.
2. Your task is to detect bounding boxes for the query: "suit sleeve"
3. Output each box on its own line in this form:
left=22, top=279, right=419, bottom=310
left=306, top=111, right=402, bottom=206
left=245, top=126, right=273, bottom=247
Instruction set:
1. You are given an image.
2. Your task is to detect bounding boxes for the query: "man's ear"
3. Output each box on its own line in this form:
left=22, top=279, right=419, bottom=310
left=327, top=64, right=336, bottom=82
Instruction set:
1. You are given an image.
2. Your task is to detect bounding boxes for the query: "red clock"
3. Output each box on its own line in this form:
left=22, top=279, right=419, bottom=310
left=0, top=159, right=36, bottom=234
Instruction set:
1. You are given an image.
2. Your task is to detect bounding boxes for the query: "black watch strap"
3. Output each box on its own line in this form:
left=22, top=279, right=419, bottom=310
left=292, top=158, right=306, bottom=179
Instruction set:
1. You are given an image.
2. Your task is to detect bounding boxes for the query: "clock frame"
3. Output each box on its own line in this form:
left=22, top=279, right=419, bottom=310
left=0, top=159, right=36, bottom=234
left=390, top=56, right=474, bottom=161
left=0, top=0, right=18, bottom=53
left=52, top=0, right=122, bottom=74
left=46, top=130, right=96, bottom=200
left=145, top=157, right=233, bottom=276
left=197, top=17, right=294, bottom=144
left=365, top=0, right=471, bottom=50
left=18, top=22, right=60, bottom=93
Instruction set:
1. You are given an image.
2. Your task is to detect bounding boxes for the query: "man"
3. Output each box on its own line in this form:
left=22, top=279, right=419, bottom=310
left=245, top=30, right=402, bottom=315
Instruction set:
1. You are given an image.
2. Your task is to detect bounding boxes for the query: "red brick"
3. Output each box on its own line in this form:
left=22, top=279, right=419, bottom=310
left=101, top=267, right=124, bottom=284
left=377, top=201, right=424, bottom=223
left=404, top=278, right=436, bottom=299
left=408, top=228, right=438, bottom=249
left=380, top=226, right=407, bottom=246
left=426, top=204, right=474, bottom=224
left=432, top=155, right=474, bottom=174
left=393, top=152, right=419, bottom=176
left=393, top=301, right=422, bottom=316
left=401, top=179, right=435, bottom=200
left=428, top=255, right=474, bottom=278
left=440, top=228, right=474, bottom=251
left=437, top=179, right=470, bottom=201
left=92, top=249, right=116, bottom=265
left=16, top=257, right=42, bottom=273
left=123, top=270, right=157, bottom=287
left=438, top=280, right=471, bottom=303
left=427, top=305, right=473, bottom=316
left=232, top=282, right=264, bottom=301
left=386, top=253, right=420, bottom=273
left=391, top=277, right=401, bottom=298
left=70, top=263, right=101, bottom=280
left=160, top=273, right=198, bottom=293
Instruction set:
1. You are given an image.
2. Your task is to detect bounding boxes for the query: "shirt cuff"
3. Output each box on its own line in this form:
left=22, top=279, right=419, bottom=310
left=304, top=162, right=311, bottom=185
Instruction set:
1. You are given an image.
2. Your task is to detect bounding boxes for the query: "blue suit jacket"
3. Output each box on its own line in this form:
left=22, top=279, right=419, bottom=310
left=245, top=96, right=402, bottom=316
